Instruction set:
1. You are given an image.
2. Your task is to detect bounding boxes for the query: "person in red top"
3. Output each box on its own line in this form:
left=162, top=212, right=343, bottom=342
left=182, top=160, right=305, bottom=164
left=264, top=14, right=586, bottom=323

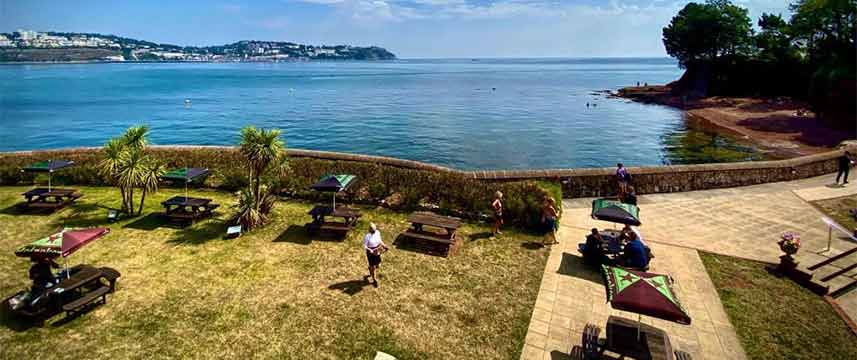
left=492, top=191, right=504, bottom=237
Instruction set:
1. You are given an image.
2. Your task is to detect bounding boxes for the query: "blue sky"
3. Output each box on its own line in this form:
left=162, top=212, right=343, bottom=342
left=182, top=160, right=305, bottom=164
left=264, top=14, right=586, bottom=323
left=2, top=0, right=792, bottom=58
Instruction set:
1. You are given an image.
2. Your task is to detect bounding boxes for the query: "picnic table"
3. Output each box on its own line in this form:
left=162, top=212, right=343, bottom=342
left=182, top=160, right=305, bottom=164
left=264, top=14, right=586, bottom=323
left=20, top=188, right=82, bottom=211
left=54, top=264, right=116, bottom=317
left=604, top=316, right=674, bottom=360
left=399, top=211, right=463, bottom=257
left=599, top=229, right=624, bottom=255
left=307, top=205, right=362, bottom=235
left=161, top=196, right=219, bottom=224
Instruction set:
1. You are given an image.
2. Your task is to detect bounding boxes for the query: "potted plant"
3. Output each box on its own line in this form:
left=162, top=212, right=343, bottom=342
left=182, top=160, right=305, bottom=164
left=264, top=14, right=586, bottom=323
left=776, top=231, right=801, bottom=273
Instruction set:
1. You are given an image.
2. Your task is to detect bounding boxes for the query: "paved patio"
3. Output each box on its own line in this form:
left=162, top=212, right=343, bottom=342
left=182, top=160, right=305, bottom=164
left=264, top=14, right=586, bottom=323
left=521, top=174, right=857, bottom=360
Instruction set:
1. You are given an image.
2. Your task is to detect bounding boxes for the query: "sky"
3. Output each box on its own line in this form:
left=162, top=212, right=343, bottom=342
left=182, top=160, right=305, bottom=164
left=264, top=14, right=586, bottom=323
left=1, top=0, right=793, bottom=58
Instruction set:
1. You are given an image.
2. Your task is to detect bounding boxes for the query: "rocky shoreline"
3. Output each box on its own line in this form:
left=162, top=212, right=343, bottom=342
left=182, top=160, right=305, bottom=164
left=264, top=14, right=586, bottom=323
left=613, top=85, right=854, bottom=158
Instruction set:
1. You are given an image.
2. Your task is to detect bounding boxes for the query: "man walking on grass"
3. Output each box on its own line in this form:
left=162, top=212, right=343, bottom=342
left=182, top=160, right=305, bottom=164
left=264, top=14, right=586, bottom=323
left=836, top=151, right=853, bottom=185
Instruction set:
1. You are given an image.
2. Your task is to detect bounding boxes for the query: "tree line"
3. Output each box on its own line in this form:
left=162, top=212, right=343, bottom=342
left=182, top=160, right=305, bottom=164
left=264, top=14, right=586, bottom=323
left=662, top=0, right=855, bottom=132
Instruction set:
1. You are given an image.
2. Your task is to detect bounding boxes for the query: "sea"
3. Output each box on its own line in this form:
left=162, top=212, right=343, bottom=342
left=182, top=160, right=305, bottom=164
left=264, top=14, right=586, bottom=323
left=0, top=58, right=762, bottom=170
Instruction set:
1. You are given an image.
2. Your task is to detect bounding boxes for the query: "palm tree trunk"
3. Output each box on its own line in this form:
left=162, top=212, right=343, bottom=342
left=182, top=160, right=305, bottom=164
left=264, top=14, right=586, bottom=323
left=119, top=185, right=127, bottom=213
left=138, top=189, right=147, bottom=216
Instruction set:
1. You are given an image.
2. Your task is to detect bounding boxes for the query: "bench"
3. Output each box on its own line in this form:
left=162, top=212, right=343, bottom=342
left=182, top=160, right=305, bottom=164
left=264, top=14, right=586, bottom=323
left=98, top=267, right=121, bottom=293
left=319, top=222, right=352, bottom=232
left=581, top=323, right=602, bottom=360
left=62, top=286, right=110, bottom=317
left=401, top=230, right=455, bottom=244
left=674, top=350, right=693, bottom=360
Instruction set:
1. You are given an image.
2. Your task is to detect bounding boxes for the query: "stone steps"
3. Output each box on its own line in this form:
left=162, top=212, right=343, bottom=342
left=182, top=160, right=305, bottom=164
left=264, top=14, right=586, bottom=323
left=802, top=247, right=857, bottom=298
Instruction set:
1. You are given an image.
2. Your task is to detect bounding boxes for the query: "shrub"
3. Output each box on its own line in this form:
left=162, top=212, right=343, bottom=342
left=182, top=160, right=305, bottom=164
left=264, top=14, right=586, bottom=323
left=0, top=147, right=561, bottom=229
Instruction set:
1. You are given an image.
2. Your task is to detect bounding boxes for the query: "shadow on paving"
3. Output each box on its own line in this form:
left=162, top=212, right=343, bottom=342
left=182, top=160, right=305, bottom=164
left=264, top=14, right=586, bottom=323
left=557, top=252, right=604, bottom=285
left=273, top=225, right=313, bottom=245
left=328, top=278, right=372, bottom=296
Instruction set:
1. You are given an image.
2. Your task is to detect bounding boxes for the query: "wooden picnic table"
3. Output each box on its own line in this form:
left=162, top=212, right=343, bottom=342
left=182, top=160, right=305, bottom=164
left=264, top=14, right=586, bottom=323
left=307, top=205, right=362, bottom=234
left=20, top=188, right=82, bottom=211
left=400, top=212, right=463, bottom=257
left=161, top=196, right=219, bottom=223
left=604, top=316, right=674, bottom=360
left=599, top=229, right=624, bottom=255
left=56, top=265, right=103, bottom=292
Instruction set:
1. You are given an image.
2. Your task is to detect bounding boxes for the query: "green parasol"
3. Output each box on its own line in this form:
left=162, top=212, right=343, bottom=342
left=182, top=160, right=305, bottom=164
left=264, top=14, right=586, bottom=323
left=22, top=160, right=75, bottom=191
left=591, top=199, right=641, bottom=226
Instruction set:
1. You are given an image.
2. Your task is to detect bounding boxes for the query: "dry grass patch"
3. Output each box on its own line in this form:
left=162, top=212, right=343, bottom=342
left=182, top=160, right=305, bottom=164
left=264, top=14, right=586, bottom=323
left=0, top=186, right=548, bottom=359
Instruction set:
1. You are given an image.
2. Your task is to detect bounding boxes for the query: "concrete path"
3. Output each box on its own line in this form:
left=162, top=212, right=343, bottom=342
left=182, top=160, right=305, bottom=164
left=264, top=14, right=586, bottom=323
left=520, top=174, right=857, bottom=360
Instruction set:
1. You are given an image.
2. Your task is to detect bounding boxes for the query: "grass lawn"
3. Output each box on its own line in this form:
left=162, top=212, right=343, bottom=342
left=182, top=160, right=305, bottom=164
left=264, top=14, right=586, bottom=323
left=0, top=186, right=549, bottom=359
left=700, top=251, right=857, bottom=360
left=811, top=194, right=857, bottom=234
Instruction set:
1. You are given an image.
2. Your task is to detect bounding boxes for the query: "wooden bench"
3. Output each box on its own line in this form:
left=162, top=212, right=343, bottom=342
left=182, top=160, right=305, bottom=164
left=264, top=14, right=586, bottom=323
left=98, top=267, right=121, bottom=293
left=319, top=222, right=352, bottom=232
left=674, top=350, right=693, bottom=360
left=581, top=323, right=602, bottom=360
left=62, top=286, right=110, bottom=317
left=398, top=212, right=463, bottom=257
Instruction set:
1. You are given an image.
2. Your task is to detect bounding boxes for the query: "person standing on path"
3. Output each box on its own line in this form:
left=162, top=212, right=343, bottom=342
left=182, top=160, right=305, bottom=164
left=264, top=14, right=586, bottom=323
left=362, top=223, right=388, bottom=288
left=836, top=151, right=854, bottom=185
left=492, top=191, right=504, bottom=237
left=541, top=197, right=560, bottom=246
left=616, top=163, right=631, bottom=200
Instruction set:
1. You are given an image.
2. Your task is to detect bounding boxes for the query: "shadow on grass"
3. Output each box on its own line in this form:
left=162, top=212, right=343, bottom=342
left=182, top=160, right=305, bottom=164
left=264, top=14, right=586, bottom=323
left=469, top=232, right=493, bottom=242
left=274, top=225, right=313, bottom=245
left=328, top=278, right=371, bottom=296
left=521, top=242, right=545, bottom=250
left=168, top=219, right=228, bottom=245
left=123, top=213, right=167, bottom=231
left=0, top=299, right=44, bottom=332
left=557, top=252, right=604, bottom=285
left=51, top=203, right=116, bottom=228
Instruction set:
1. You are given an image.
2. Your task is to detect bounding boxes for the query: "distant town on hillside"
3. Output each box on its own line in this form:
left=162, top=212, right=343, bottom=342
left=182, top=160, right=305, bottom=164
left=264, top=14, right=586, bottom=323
left=0, top=30, right=397, bottom=62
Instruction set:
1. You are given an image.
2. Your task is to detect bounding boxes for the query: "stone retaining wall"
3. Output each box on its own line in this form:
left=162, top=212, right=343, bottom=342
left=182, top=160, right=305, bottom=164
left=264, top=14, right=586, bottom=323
left=3, top=144, right=854, bottom=199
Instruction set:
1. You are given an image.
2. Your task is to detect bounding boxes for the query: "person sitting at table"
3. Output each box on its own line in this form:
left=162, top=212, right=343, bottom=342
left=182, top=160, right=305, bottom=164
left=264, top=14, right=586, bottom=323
left=362, top=223, right=388, bottom=288
left=581, top=228, right=610, bottom=268
left=28, top=257, right=59, bottom=299
left=619, top=232, right=650, bottom=269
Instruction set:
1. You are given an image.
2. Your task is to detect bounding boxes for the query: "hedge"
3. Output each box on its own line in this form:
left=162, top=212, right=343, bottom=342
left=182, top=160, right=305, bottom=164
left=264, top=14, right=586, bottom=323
left=0, top=147, right=561, bottom=230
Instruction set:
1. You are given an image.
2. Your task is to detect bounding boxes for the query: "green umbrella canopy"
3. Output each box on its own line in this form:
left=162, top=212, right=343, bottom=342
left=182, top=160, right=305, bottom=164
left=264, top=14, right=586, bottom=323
left=310, top=174, right=357, bottom=192
left=161, top=167, right=211, bottom=183
left=23, top=160, right=75, bottom=172
left=591, top=199, right=641, bottom=226
left=602, top=265, right=691, bottom=324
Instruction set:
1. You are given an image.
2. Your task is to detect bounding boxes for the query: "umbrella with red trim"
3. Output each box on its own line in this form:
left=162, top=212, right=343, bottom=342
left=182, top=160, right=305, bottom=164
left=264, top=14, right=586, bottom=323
left=15, top=228, right=110, bottom=259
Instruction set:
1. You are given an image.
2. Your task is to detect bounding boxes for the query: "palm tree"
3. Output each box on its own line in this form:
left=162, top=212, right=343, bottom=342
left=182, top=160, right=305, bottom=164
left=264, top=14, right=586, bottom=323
left=236, top=126, right=288, bottom=230
left=98, top=126, right=165, bottom=216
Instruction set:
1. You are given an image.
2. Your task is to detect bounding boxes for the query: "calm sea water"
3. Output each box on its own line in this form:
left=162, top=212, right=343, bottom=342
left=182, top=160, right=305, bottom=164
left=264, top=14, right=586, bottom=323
left=0, top=59, right=760, bottom=169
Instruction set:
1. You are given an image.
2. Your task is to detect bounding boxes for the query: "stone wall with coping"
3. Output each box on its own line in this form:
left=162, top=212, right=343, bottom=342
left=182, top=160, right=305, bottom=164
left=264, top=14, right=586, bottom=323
left=3, top=144, right=854, bottom=199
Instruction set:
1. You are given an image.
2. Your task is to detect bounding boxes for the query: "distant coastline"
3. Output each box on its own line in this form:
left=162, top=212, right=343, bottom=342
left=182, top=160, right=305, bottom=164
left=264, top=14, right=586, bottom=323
left=0, top=30, right=396, bottom=63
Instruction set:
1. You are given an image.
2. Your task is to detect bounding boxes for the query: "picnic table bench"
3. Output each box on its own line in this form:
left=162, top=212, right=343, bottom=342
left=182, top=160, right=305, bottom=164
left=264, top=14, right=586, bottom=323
left=307, top=205, right=362, bottom=235
left=605, top=316, right=674, bottom=360
left=54, top=265, right=120, bottom=317
left=20, top=188, right=82, bottom=211
left=161, top=196, right=219, bottom=224
left=399, top=211, right=463, bottom=257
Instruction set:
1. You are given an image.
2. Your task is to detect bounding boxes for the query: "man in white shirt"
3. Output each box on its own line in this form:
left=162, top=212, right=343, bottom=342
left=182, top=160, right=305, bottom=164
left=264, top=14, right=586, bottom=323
left=363, top=223, right=387, bottom=287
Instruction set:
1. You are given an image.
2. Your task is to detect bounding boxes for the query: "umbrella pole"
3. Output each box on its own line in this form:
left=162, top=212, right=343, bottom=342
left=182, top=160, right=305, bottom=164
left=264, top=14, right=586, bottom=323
left=48, top=171, right=52, bottom=192
left=185, top=179, right=189, bottom=200
left=65, top=257, right=69, bottom=279
left=332, top=192, right=336, bottom=209
left=637, top=314, right=642, bottom=342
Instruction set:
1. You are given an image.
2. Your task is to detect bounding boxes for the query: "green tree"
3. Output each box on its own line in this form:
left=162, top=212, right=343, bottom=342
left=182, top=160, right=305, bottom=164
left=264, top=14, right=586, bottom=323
left=98, top=126, right=166, bottom=215
left=755, top=13, right=798, bottom=62
left=236, top=126, right=288, bottom=231
left=662, top=0, right=754, bottom=68
left=789, top=0, right=857, bottom=62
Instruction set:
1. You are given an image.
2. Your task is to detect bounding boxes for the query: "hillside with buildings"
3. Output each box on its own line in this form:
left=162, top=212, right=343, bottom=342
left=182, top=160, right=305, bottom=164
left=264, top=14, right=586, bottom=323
left=0, top=30, right=396, bottom=62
